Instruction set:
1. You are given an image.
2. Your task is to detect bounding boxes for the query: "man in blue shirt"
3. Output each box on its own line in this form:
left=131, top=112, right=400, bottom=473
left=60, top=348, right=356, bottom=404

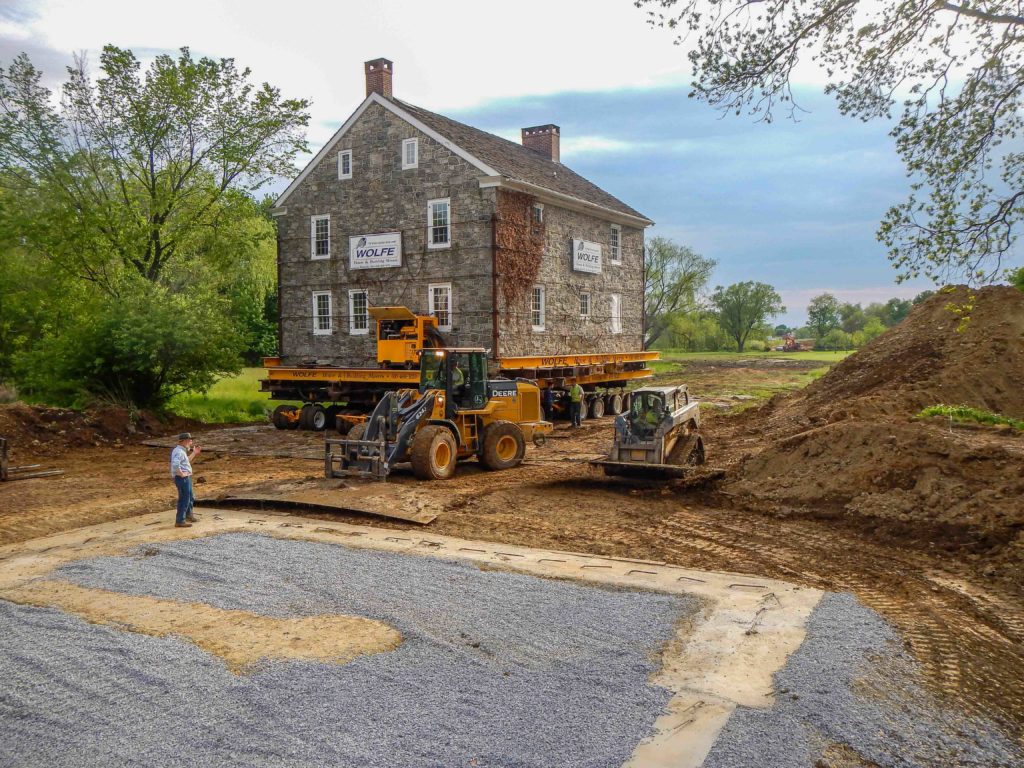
left=170, top=433, right=201, bottom=527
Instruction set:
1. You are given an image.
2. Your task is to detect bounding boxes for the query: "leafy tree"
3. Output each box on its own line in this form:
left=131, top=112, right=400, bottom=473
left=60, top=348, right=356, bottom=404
left=662, top=311, right=733, bottom=351
left=643, top=237, right=716, bottom=348
left=912, top=290, right=936, bottom=305
left=637, top=0, right=1024, bottom=284
left=710, top=281, right=784, bottom=352
left=861, top=316, right=887, bottom=344
left=817, top=328, right=853, bottom=351
left=0, top=46, right=306, bottom=406
left=865, top=297, right=913, bottom=327
left=1009, top=267, right=1024, bottom=292
left=806, top=293, right=841, bottom=338
left=772, top=323, right=791, bottom=336
left=0, top=46, right=308, bottom=293
left=838, top=302, right=866, bottom=334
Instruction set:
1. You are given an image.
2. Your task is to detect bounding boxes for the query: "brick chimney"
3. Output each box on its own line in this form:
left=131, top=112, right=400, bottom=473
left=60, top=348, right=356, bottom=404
left=365, top=58, right=393, bottom=98
left=521, top=124, right=560, bottom=162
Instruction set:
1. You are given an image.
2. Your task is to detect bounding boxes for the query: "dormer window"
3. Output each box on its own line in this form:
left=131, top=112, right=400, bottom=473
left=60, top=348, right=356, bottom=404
left=402, top=138, right=418, bottom=169
left=337, top=150, right=352, bottom=180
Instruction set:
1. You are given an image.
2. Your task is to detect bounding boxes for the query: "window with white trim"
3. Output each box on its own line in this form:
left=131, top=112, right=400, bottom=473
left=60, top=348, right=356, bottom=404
left=427, top=198, right=450, bottom=249
left=337, top=150, right=352, bottom=180
left=531, top=285, right=546, bottom=331
left=532, top=203, right=544, bottom=225
left=402, top=138, right=418, bottom=169
left=579, top=292, right=591, bottom=319
left=428, top=283, right=452, bottom=332
left=312, top=291, right=333, bottom=335
left=610, top=224, right=621, bottom=264
left=310, top=214, right=330, bottom=259
left=610, top=294, right=622, bottom=334
left=348, top=289, right=369, bottom=335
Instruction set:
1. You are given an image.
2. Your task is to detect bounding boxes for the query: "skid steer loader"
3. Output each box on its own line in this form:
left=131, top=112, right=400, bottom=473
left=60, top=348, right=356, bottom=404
left=590, top=385, right=706, bottom=478
left=325, top=348, right=552, bottom=481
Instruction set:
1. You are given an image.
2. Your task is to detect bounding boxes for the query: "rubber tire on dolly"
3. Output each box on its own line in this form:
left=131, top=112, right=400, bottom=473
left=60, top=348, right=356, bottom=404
left=298, top=404, right=314, bottom=430
left=307, top=404, right=328, bottom=431
left=607, top=394, right=624, bottom=415
left=480, top=420, right=526, bottom=471
left=272, top=404, right=299, bottom=430
left=410, top=425, right=458, bottom=480
left=589, top=396, right=606, bottom=419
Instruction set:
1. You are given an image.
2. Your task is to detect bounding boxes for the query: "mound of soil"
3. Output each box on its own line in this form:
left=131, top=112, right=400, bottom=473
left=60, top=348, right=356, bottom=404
left=720, top=286, right=1024, bottom=580
left=0, top=404, right=168, bottom=457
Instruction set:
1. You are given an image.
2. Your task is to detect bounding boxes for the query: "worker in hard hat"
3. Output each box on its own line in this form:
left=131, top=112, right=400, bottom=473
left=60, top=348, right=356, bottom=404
left=569, top=382, right=585, bottom=427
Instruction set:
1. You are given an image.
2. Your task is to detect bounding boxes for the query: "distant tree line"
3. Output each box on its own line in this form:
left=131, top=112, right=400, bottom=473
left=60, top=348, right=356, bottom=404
left=642, top=236, right=956, bottom=352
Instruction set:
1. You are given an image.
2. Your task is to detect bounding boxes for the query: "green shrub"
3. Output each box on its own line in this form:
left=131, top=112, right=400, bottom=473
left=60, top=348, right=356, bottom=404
left=816, top=328, right=853, bottom=350
left=918, top=404, right=1023, bottom=431
left=16, top=282, right=245, bottom=409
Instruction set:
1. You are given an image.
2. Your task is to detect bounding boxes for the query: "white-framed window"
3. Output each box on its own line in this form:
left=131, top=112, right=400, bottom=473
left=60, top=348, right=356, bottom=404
left=610, top=294, right=622, bottom=334
left=531, top=285, right=546, bottom=331
left=402, top=138, right=419, bottom=169
left=579, top=292, right=591, bottom=319
left=610, top=224, right=621, bottom=264
left=348, top=289, right=369, bottom=335
left=532, top=203, right=544, bottom=225
left=310, top=214, right=330, bottom=259
left=312, top=291, right=333, bottom=335
left=427, top=198, right=451, bottom=249
left=337, top=150, right=352, bottom=180
left=428, top=283, right=452, bottom=332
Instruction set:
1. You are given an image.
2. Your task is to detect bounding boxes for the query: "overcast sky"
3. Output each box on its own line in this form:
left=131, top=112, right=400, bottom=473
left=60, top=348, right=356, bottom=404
left=4, top=0, right=1014, bottom=325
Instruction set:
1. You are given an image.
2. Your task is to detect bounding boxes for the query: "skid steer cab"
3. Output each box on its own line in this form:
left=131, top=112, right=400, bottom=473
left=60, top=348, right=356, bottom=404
left=326, top=348, right=553, bottom=481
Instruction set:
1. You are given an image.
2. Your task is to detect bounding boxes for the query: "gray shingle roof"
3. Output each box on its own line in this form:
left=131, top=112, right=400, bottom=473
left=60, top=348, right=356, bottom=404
left=394, top=98, right=651, bottom=224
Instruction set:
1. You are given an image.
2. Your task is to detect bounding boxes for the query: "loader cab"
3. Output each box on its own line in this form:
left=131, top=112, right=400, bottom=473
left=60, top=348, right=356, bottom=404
left=419, top=348, right=488, bottom=415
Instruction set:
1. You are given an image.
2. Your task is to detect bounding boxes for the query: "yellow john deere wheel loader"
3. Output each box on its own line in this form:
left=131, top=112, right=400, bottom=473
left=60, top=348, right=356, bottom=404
left=325, top=348, right=553, bottom=481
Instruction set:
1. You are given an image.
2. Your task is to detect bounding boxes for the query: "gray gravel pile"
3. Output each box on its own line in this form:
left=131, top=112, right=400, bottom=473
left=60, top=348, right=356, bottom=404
left=703, top=592, right=1022, bottom=768
left=1, top=533, right=695, bottom=767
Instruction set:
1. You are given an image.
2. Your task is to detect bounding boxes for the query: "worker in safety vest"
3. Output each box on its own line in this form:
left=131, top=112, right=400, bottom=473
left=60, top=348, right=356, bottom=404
left=569, top=382, right=584, bottom=428
left=644, top=401, right=663, bottom=429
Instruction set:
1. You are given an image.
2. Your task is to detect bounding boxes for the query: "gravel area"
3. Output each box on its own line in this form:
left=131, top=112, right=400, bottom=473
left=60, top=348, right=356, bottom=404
left=703, top=592, right=1022, bottom=768
left=1, top=533, right=695, bottom=767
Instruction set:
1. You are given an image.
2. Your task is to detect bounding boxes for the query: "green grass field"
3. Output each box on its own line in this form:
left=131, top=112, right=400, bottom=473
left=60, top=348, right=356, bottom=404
left=167, top=368, right=292, bottom=424
left=649, top=349, right=852, bottom=374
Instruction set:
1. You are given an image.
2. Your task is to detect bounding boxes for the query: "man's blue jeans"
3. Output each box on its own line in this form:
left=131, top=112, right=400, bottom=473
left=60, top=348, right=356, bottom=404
left=174, top=475, right=193, bottom=524
left=570, top=402, right=582, bottom=427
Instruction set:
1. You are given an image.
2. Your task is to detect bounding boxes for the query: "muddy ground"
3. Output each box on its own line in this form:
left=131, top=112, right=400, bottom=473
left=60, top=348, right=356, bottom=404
left=1, top=352, right=1022, bottom=746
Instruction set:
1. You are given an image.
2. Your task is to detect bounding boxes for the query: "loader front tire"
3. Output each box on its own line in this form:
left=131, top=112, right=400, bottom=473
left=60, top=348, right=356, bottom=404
left=347, top=422, right=366, bottom=441
left=410, top=425, right=457, bottom=480
left=481, top=421, right=525, bottom=471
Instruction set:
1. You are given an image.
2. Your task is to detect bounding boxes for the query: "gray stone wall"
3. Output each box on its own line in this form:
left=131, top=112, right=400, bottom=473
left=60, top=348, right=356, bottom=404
left=276, top=100, right=645, bottom=366
left=496, top=204, right=644, bottom=357
left=276, top=102, right=496, bottom=366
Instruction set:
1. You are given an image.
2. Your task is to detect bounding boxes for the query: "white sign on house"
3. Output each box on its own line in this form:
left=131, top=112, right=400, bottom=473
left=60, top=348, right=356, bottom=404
left=572, top=239, right=602, bottom=274
left=349, top=232, right=402, bottom=270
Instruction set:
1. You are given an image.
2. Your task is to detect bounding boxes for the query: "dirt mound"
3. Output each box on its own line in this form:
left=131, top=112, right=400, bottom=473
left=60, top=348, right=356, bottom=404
left=0, top=403, right=166, bottom=457
left=720, top=286, right=1024, bottom=582
left=794, top=285, right=1024, bottom=423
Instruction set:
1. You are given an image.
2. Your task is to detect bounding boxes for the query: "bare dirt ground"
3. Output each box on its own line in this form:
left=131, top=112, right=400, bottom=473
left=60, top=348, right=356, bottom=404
left=1, top=288, right=1022, bottom=744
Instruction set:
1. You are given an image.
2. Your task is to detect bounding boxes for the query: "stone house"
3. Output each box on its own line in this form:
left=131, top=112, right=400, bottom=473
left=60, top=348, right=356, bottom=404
left=272, top=58, right=653, bottom=366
